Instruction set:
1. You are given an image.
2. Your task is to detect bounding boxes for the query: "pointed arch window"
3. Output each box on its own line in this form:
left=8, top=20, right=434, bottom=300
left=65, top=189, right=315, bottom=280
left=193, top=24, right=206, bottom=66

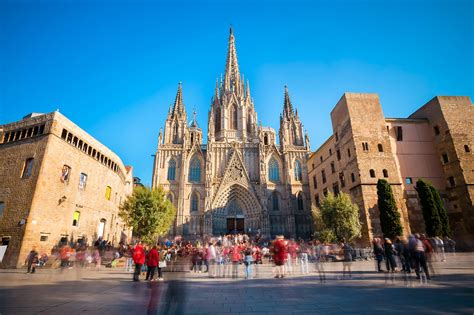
left=188, top=157, right=201, bottom=182
left=173, top=123, right=179, bottom=144
left=230, top=105, right=238, bottom=130
left=191, top=193, right=199, bottom=212
left=247, top=109, right=252, bottom=133
left=294, top=160, right=302, bottom=181
left=167, top=158, right=176, bottom=180
left=297, top=193, right=304, bottom=211
left=215, top=107, right=221, bottom=132
left=272, top=192, right=279, bottom=211
left=268, top=158, right=280, bottom=182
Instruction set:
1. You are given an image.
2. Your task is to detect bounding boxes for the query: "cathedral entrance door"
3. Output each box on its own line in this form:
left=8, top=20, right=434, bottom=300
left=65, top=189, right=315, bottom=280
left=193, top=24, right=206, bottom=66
left=227, top=217, right=244, bottom=234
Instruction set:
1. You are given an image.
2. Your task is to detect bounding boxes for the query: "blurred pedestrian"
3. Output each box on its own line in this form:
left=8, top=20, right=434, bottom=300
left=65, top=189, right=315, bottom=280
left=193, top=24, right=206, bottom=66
left=25, top=247, right=39, bottom=274
left=145, top=245, right=159, bottom=281
left=273, top=235, right=287, bottom=279
left=132, top=242, right=145, bottom=282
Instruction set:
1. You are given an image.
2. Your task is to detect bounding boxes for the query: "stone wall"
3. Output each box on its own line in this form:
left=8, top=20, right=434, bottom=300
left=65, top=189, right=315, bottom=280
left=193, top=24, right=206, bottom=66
left=0, top=112, right=133, bottom=268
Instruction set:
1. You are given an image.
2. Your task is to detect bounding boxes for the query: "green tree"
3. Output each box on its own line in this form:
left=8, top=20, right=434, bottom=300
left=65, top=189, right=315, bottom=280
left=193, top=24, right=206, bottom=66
left=377, top=179, right=403, bottom=239
left=316, top=192, right=362, bottom=242
left=311, top=205, right=337, bottom=243
left=429, top=184, right=451, bottom=237
left=119, top=186, right=176, bottom=243
left=416, top=179, right=442, bottom=237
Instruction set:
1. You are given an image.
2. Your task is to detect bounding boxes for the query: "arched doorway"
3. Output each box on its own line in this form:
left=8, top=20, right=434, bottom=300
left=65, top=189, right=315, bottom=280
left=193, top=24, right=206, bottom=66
left=226, top=199, right=245, bottom=234
left=211, top=184, right=262, bottom=235
left=98, top=218, right=106, bottom=239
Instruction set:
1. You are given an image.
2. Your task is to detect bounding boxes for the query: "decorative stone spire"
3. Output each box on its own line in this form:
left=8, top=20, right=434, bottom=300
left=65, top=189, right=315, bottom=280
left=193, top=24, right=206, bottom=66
left=223, top=27, right=241, bottom=94
left=172, top=82, right=186, bottom=117
left=245, top=79, right=251, bottom=100
left=283, top=85, right=294, bottom=118
left=213, top=79, right=220, bottom=106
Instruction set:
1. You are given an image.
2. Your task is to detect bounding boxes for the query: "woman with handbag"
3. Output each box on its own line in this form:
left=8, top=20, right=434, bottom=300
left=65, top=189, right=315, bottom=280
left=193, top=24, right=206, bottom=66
left=157, top=246, right=167, bottom=281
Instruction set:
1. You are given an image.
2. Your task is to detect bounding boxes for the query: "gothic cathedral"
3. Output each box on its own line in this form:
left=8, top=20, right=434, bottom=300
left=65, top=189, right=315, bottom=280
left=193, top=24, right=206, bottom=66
left=152, top=28, right=313, bottom=238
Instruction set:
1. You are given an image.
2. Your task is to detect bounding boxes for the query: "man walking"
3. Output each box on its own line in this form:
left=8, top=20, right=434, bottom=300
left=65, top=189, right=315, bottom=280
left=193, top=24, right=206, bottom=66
left=132, top=242, right=145, bottom=282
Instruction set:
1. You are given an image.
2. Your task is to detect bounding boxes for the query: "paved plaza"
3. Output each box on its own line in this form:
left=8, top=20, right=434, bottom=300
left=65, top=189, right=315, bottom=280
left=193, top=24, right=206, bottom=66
left=0, top=254, right=473, bottom=315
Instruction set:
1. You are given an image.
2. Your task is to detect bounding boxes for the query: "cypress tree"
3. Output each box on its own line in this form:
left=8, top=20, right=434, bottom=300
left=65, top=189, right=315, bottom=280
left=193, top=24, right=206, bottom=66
left=429, top=184, right=451, bottom=237
left=416, top=179, right=442, bottom=237
left=377, top=179, right=403, bottom=239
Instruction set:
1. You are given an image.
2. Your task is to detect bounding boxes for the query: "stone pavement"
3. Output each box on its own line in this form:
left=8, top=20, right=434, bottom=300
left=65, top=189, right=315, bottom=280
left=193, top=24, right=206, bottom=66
left=0, top=253, right=473, bottom=314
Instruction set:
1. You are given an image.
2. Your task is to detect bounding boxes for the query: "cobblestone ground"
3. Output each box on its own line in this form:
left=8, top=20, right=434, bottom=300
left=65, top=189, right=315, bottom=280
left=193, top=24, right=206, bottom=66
left=0, top=253, right=473, bottom=314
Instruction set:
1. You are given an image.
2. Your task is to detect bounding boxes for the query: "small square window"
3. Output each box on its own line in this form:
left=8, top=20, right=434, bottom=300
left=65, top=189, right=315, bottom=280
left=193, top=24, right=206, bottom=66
left=448, top=176, right=456, bottom=187
left=61, top=165, right=71, bottom=183
left=105, top=186, right=112, bottom=200
left=406, top=177, right=413, bottom=184
left=40, top=235, right=48, bottom=242
left=22, top=158, right=34, bottom=179
left=79, top=173, right=88, bottom=190
left=396, top=126, right=403, bottom=141
left=442, top=153, right=449, bottom=164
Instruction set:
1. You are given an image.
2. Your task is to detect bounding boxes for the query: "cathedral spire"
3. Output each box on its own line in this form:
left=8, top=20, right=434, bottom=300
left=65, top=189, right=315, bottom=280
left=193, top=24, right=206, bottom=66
left=223, top=26, right=241, bottom=94
left=172, top=82, right=186, bottom=117
left=245, top=79, right=251, bottom=100
left=283, top=85, right=294, bottom=118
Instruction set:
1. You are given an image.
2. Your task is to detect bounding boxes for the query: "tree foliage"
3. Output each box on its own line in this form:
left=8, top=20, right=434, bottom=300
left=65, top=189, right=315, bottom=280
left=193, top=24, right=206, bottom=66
left=119, top=186, right=176, bottom=243
left=429, top=185, right=451, bottom=237
left=313, top=192, right=361, bottom=242
left=416, top=179, right=450, bottom=237
left=377, top=179, right=403, bottom=239
left=416, top=179, right=443, bottom=237
left=311, top=205, right=337, bottom=243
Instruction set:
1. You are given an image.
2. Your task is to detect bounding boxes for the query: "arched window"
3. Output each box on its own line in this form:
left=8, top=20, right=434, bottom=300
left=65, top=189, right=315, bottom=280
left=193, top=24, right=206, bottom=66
left=173, top=123, right=179, bottom=143
left=383, top=169, right=389, bottom=178
left=188, top=157, right=201, bottom=182
left=264, top=134, right=269, bottom=145
left=294, top=160, right=302, bottom=181
left=191, top=193, right=199, bottom=212
left=247, top=109, right=252, bottom=132
left=268, top=158, right=280, bottom=182
left=230, top=105, right=238, bottom=130
left=98, top=219, right=106, bottom=238
left=297, top=193, right=304, bottom=211
left=215, top=107, right=221, bottom=132
left=167, top=159, right=176, bottom=180
left=272, top=192, right=279, bottom=211
left=351, top=173, right=356, bottom=182
left=370, top=169, right=376, bottom=178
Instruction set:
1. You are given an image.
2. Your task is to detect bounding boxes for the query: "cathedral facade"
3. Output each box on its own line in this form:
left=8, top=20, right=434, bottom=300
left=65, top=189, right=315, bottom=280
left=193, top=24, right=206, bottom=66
left=152, top=29, right=313, bottom=238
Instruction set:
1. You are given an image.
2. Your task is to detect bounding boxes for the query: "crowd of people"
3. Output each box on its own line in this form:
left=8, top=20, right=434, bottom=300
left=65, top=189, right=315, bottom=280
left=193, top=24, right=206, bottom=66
left=24, top=232, right=456, bottom=284
left=372, top=234, right=456, bottom=280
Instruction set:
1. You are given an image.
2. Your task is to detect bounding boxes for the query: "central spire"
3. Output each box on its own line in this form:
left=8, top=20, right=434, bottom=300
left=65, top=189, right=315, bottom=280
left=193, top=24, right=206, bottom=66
left=283, top=85, right=294, bottom=118
left=223, top=26, right=241, bottom=94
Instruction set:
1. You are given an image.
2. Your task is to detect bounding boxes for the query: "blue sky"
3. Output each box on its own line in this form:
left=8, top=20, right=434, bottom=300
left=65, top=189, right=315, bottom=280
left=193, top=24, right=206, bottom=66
left=1, top=0, right=472, bottom=186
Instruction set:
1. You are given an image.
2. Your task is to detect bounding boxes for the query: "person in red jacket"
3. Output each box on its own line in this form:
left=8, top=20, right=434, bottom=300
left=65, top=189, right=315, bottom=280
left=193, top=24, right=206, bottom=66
left=146, top=245, right=159, bottom=281
left=273, top=235, right=287, bottom=278
left=132, top=242, right=146, bottom=282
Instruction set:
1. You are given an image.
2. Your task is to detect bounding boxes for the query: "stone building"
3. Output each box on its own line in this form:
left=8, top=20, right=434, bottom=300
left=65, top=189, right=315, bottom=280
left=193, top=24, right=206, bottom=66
left=152, top=28, right=313, bottom=238
left=0, top=112, right=133, bottom=268
left=308, top=93, right=473, bottom=248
